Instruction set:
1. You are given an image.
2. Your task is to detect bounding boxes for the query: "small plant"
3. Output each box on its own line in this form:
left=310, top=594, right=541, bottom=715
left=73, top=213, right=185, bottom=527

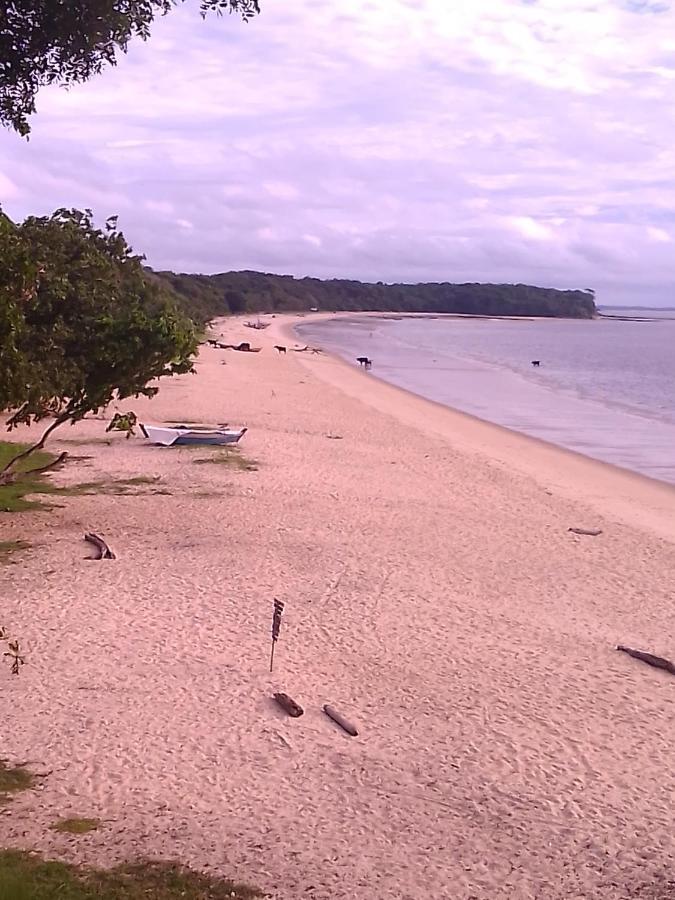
left=58, top=475, right=163, bottom=496
left=3, top=639, right=25, bottom=675
left=0, top=761, right=34, bottom=803
left=106, top=411, right=138, bottom=439
left=52, top=817, right=100, bottom=834
left=193, top=449, right=258, bottom=471
left=0, top=539, right=30, bottom=562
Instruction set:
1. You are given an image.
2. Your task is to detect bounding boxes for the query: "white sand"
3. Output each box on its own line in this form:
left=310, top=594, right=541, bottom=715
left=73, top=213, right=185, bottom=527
left=1, top=313, right=674, bottom=899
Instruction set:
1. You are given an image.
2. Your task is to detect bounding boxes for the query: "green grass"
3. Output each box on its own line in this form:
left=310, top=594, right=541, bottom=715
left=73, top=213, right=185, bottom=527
left=0, top=442, right=59, bottom=512
left=0, top=541, right=31, bottom=564
left=51, top=818, right=100, bottom=835
left=57, top=476, right=166, bottom=497
left=0, top=851, right=263, bottom=900
left=0, top=762, right=34, bottom=804
left=0, top=445, right=171, bottom=512
left=192, top=449, right=258, bottom=471
left=0, top=444, right=151, bottom=509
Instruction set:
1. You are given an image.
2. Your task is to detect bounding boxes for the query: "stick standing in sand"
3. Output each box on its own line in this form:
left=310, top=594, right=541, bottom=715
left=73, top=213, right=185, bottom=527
left=270, top=598, right=285, bottom=673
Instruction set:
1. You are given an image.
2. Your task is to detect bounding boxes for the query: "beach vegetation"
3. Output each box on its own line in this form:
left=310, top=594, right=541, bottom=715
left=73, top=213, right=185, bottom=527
left=0, top=762, right=34, bottom=802
left=192, top=449, right=258, bottom=471
left=0, top=541, right=31, bottom=564
left=0, top=851, right=263, bottom=900
left=106, top=412, right=138, bottom=439
left=0, top=209, right=197, bottom=485
left=51, top=818, right=101, bottom=835
left=57, top=476, right=165, bottom=496
left=0, top=444, right=170, bottom=511
left=0, top=442, right=60, bottom=511
left=0, top=1, right=260, bottom=136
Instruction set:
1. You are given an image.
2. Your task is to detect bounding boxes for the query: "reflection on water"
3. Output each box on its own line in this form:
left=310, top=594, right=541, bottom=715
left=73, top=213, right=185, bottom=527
left=298, top=312, right=675, bottom=485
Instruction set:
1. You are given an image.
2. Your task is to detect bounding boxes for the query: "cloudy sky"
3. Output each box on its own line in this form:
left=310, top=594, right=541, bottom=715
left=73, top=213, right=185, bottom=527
left=2, top=0, right=675, bottom=305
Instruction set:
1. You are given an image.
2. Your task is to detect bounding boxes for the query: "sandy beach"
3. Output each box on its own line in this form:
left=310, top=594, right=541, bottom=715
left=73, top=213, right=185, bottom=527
left=2, top=313, right=675, bottom=900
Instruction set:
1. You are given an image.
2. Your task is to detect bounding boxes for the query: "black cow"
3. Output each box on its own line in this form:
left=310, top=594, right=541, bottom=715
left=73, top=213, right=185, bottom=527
left=274, top=345, right=287, bottom=354
left=531, top=360, right=541, bottom=367
left=357, top=357, right=373, bottom=369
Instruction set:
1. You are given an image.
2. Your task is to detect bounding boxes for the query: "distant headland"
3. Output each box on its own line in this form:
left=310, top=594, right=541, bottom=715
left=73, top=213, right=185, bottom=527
left=153, top=270, right=597, bottom=324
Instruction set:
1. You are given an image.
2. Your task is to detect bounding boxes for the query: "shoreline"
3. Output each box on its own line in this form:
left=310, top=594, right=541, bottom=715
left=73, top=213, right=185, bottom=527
left=279, top=312, right=675, bottom=543
left=2, top=312, right=674, bottom=900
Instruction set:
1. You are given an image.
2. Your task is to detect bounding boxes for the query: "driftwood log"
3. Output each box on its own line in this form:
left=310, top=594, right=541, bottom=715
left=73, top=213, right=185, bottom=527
left=323, top=704, right=358, bottom=737
left=616, top=645, right=675, bottom=675
left=84, top=532, right=116, bottom=560
left=273, top=692, right=304, bottom=717
left=568, top=527, right=603, bottom=536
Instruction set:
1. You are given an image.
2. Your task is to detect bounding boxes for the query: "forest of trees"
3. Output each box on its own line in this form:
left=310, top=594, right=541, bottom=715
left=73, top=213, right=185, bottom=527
left=156, top=270, right=598, bottom=324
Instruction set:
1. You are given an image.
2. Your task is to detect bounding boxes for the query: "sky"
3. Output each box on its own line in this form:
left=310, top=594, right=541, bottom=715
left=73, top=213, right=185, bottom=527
left=2, top=0, right=675, bottom=305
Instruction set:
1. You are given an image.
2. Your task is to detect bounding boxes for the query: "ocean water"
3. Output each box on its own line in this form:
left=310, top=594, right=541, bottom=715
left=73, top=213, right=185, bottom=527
left=298, top=310, right=675, bottom=485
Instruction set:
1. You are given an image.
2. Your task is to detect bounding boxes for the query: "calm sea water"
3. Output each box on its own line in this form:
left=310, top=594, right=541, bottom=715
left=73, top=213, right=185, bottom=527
left=298, top=310, right=675, bottom=485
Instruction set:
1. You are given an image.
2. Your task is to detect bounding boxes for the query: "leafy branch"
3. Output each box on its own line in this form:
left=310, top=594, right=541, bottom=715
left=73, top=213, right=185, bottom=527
left=0, top=627, right=25, bottom=677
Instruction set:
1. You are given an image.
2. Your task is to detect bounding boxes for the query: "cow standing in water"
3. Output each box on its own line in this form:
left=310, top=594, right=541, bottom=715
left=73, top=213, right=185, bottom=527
left=357, top=357, right=373, bottom=370
left=531, top=360, right=541, bottom=367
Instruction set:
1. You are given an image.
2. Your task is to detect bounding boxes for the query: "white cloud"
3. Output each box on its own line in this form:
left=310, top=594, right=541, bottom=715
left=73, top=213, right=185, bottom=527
left=648, top=226, right=671, bottom=242
left=510, top=216, right=553, bottom=241
left=145, top=200, right=174, bottom=215
left=1, top=0, right=675, bottom=303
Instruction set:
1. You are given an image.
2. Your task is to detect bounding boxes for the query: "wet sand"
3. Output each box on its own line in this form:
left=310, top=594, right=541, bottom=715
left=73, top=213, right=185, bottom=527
left=1, top=313, right=674, bottom=900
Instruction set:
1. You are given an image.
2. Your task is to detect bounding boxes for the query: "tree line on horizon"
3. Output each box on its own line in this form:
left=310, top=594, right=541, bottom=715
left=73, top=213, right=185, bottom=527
left=156, top=269, right=598, bottom=324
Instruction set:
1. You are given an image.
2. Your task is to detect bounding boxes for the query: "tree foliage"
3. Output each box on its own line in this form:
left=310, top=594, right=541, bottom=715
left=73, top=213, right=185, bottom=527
left=0, top=208, right=197, bottom=475
left=157, top=270, right=598, bottom=320
left=0, top=0, right=261, bottom=135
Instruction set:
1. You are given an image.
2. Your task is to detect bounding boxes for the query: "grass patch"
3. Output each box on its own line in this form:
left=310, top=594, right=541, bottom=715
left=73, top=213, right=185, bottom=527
left=0, top=851, right=263, bottom=900
left=51, top=818, right=100, bottom=835
left=0, top=761, right=34, bottom=804
left=192, top=449, right=258, bottom=471
left=57, top=476, right=164, bottom=497
left=0, top=541, right=31, bottom=564
left=0, top=442, right=59, bottom=512
left=0, top=443, right=170, bottom=512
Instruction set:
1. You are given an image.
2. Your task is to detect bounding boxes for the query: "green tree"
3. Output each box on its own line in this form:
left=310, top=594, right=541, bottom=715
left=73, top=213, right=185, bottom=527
left=0, top=208, right=198, bottom=481
left=0, top=0, right=261, bottom=136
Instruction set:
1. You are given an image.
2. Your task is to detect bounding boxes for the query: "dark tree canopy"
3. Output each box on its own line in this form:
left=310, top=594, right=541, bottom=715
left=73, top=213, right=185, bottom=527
left=0, top=0, right=260, bottom=135
left=157, top=270, right=598, bottom=321
left=0, top=208, right=197, bottom=474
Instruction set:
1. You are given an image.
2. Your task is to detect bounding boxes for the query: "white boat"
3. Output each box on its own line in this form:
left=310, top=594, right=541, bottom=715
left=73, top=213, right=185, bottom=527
left=140, top=424, right=247, bottom=447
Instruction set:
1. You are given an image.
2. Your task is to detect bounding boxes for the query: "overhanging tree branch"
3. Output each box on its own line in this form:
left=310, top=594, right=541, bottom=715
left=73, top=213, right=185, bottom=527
left=0, top=0, right=261, bottom=135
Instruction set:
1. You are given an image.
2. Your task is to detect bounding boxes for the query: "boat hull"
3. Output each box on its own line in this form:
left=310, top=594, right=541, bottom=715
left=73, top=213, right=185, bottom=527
left=141, top=425, right=247, bottom=447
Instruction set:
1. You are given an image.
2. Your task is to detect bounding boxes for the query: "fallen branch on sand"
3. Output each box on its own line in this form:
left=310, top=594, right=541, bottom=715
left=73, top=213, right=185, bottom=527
left=323, top=704, right=358, bottom=736
left=84, top=532, right=116, bottom=560
left=568, top=527, right=603, bottom=536
left=273, top=692, right=303, bottom=717
left=616, top=645, right=675, bottom=675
